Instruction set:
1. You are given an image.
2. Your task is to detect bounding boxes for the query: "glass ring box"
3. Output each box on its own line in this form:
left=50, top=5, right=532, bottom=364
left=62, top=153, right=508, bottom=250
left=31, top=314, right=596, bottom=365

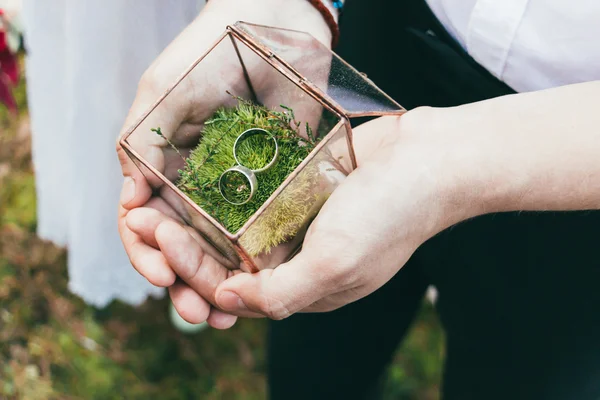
left=120, top=22, right=406, bottom=273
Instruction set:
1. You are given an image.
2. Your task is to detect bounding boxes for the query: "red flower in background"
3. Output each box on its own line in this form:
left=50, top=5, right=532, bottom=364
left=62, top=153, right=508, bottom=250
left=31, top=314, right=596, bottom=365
left=0, top=8, right=21, bottom=113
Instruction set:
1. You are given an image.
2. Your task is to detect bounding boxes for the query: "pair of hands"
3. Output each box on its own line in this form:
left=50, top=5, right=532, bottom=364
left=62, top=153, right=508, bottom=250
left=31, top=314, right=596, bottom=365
left=116, top=0, right=466, bottom=329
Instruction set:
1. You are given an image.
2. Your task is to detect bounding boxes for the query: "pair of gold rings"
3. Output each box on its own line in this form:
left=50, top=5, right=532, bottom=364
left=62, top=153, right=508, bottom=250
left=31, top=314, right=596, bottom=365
left=218, top=128, right=279, bottom=205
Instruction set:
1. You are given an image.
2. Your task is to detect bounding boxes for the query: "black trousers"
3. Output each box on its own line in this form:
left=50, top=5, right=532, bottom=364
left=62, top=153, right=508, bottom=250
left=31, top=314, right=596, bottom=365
left=268, top=1, right=600, bottom=399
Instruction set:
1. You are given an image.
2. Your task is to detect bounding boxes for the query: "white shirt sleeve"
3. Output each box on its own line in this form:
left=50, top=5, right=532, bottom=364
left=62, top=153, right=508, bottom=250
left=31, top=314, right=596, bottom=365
left=425, top=0, right=600, bottom=93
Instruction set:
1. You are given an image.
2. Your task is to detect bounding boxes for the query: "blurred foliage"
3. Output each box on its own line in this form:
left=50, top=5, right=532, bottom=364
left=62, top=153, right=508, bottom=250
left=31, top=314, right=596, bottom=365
left=0, top=63, right=444, bottom=399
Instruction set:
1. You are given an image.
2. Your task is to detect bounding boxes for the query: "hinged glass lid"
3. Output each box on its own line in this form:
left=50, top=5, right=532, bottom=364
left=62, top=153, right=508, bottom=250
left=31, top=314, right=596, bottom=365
left=229, top=21, right=406, bottom=118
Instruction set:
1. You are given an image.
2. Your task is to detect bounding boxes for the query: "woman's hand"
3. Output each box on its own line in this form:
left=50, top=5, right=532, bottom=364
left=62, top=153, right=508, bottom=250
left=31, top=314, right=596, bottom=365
left=116, top=0, right=332, bottom=329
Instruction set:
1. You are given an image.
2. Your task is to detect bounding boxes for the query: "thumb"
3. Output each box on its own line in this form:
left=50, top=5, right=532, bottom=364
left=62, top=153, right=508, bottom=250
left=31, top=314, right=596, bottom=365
left=215, top=252, right=330, bottom=320
left=117, top=88, right=182, bottom=210
left=116, top=139, right=154, bottom=210
left=116, top=94, right=161, bottom=210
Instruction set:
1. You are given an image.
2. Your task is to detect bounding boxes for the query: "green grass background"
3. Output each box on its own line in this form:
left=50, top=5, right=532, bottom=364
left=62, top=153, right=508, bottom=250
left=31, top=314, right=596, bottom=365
left=0, top=65, right=444, bottom=400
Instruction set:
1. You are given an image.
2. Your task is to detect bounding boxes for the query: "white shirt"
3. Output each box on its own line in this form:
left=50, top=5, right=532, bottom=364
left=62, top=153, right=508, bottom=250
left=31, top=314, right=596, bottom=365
left=425, top=0, right=600, bottom=92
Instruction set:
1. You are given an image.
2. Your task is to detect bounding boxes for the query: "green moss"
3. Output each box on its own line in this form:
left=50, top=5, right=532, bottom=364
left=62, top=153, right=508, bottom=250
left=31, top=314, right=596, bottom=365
left=157, top=98, right=329, bottom=256
left=238, top=162, right=327, bottom=256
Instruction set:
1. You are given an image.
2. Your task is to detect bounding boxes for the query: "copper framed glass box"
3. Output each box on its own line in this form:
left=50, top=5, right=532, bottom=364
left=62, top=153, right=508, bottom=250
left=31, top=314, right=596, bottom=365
left=120, top=21, right=405, bottom=273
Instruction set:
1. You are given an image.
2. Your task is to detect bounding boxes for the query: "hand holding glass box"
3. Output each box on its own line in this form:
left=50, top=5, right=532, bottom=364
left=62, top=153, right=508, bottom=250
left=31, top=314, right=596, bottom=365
left=119, top=22, right=405, bottom=273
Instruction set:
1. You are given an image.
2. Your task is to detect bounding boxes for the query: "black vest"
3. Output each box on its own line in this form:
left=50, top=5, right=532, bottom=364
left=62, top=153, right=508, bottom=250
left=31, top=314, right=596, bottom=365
left=336, top=2, right=600, bottom=399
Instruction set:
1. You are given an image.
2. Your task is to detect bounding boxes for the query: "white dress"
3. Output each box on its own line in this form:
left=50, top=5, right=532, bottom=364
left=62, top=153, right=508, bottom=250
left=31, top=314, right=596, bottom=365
left=22, top=0, right=205, bottom=307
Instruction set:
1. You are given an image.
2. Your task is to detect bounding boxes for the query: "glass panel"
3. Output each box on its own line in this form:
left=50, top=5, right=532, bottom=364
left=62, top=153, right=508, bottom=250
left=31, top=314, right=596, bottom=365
left=235, top=21, right=405, bottom=116
left=122, top=34, right=250, bottom=266
left=122, top=32, right=350, bottom=271
left=230, top=35, right=338, bottom=141
left=125, top=149, right=240, bottom=268
left=238, top=122, right=352, bottom=270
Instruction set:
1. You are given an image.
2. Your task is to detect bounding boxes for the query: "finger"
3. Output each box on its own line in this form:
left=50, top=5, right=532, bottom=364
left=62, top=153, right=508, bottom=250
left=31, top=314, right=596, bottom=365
left=214, top=251, right=331, bottom=320
left=126, top=206, right=182, bottom=249
left=168, top=280, right=211, bottom=324
left=119, top=206, right=177, bottom=287
left=155, top=219, right=264, bottom=318
left=116, top=64, right=191, bottom=210
left=128, top=201, right=243, bottom=276
left=117, top=151, right=154, bottom=211
left=146, top=196, right=185, bottom=222
left=118, top=114, right=170, bottom=210
left=155, top=219, right=229, bottom=307
left=206, top=308, right=238, bottom=330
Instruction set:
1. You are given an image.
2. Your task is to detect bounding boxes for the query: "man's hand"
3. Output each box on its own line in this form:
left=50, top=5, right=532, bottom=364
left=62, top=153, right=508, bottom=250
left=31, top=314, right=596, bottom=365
left=210, top=112, right=464, bottom=317
left=210, top=81, right=600, bottom=319
left=116, top=0, right=332, bottom=328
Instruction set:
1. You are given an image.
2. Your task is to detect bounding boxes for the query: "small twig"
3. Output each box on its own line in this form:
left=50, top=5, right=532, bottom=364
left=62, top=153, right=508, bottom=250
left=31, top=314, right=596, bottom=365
left=306, top=122, right=317, bottom=144
left=152, top=127, right=186, bottom=162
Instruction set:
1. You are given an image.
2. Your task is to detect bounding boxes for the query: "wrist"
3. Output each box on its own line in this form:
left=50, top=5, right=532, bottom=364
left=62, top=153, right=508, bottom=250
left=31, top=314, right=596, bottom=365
left=391, top=107, right=486, bottom=237
left=203, top=0, right=332, bottom=47
left=416, top=85, right=600, bottom=218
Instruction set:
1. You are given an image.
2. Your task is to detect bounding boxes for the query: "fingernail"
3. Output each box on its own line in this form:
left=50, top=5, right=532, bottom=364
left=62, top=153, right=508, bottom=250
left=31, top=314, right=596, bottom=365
left=218, top=291, right=248, bottom=312
left=120, top=177, right=135, bottom=204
